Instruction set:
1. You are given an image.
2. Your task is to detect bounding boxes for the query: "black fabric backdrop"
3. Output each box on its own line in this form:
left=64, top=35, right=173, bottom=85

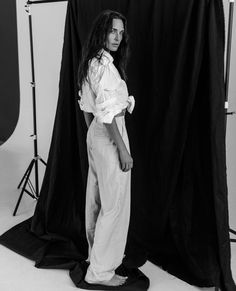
left=0, top=0, right=235, bottom=290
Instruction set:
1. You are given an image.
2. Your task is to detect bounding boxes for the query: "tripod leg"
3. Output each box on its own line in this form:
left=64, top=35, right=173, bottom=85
left=35, top=158, right=39, bottom=198
left=13, top=159, right=35, bottom=216
left=39, top=157, right=47, bottom=166
left=229, top=228, right=236, bottom=235
left=17, top=160, right=34, bottom=189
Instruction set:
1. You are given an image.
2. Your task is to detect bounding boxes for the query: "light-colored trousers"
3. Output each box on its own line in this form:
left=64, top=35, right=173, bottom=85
left=84, top=115, right=131, bottom=282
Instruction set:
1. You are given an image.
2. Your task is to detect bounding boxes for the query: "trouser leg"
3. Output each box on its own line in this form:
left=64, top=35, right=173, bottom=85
left=85, top=142, right=101, bottom=262
left=85, top=117, right=131, bottom=282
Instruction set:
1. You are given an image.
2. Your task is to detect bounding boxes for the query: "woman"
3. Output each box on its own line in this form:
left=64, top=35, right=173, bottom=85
left=77, top=9, right=135, bottom=287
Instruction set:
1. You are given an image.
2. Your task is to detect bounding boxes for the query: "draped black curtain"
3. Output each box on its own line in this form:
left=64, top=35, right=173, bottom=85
left=0, top=0, right=235, bottom=290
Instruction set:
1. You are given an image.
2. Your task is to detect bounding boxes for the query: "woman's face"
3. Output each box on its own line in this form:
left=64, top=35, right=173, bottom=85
left=105, top=18, right=124, bottom=52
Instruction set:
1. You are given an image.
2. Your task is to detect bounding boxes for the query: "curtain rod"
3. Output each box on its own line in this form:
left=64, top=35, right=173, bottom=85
left=27, top=0, right=67, bottom=4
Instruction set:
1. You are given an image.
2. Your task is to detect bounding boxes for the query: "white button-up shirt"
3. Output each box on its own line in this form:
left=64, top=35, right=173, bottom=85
left=78, top=49, right=135, bottom=124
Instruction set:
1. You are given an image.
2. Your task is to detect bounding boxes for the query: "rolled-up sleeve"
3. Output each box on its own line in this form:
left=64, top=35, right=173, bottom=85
left=88, top=60, right=128, bottom=124
left=127, top=95, right=135, bottom=114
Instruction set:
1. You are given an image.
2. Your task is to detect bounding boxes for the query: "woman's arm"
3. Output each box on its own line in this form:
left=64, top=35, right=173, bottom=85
left=83, top=112, right=94, bottom=129
left=104, top=119, right=126, bottom=152
left=104, top=119, right=133, bottom=172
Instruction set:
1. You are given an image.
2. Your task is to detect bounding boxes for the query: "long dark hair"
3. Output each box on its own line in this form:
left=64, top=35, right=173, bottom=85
left=77, top=10, right=130, bottom=96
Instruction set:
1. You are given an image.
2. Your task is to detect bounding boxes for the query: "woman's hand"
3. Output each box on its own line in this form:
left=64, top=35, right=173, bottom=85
left=104, top=118, right=132, bottom=172
left=118, top=149, right=133, bottom=172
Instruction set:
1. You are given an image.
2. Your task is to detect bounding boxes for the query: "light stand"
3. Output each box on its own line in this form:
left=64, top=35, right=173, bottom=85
left=13, top=2, right=47, bottom=216
left=224, top=0, right=236, bottom=244
left=214, top=1, right=236, bottom=290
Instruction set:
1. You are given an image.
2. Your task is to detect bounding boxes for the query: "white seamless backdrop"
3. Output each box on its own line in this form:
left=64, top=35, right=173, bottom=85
left=1, top=1, right=68, bottom=188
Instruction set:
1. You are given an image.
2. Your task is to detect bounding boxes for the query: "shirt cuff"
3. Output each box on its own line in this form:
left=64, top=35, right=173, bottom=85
left=127, top=95, right=135, bottom=114
left=95, top=97, right=125, bottom=123
left=78, top=98, right=84, bottom=110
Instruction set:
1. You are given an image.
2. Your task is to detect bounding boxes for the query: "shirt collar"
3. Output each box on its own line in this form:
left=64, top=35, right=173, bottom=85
left=99, top=48, right=114, bottom=64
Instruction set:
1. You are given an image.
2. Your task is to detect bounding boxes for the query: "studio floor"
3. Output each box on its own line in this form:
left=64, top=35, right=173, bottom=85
left=0, top=147, right=235, bottom=291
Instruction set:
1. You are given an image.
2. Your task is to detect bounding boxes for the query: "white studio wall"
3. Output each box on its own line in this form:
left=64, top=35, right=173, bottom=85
left=1, top=1, right=68, bottom=191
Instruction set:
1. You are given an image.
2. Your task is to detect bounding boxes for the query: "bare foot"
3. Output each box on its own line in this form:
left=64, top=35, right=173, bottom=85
left=85, top=274, right=128, bottom=286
